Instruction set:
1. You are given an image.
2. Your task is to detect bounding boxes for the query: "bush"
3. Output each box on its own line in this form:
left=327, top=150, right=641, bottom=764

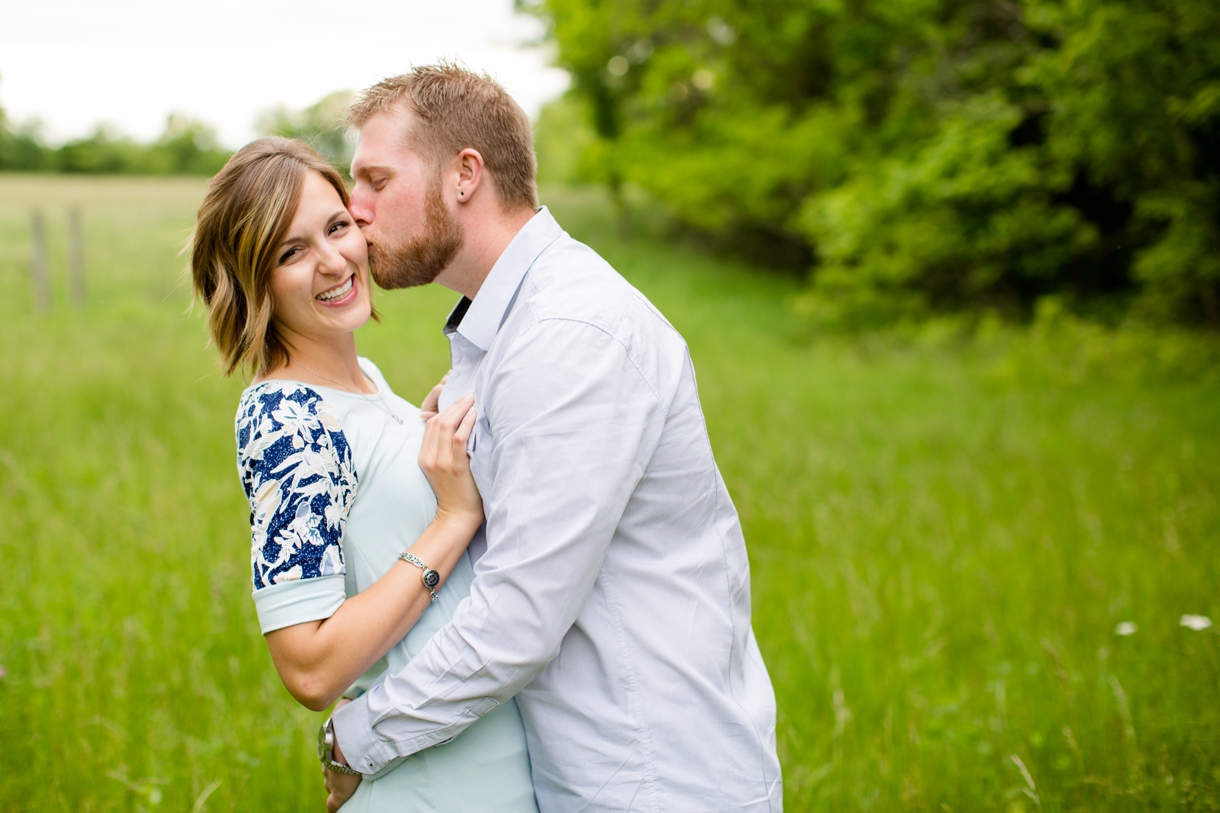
left=0, top=108, right=230, bottom=176
left=256, top=91, right=355, bottom=173
left=525, top=0, right=1220, bottom=327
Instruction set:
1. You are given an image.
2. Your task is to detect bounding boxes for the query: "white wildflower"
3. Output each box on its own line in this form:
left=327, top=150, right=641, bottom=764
left=1115, top=622, right=1138, bottom=636
left=1180, top=614, right=1213, bottom=631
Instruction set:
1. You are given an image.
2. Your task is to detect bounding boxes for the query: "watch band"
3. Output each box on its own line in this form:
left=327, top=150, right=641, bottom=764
left=317, top=717, right=361, bottom=776
left=399, top=551, right=441, bottom=602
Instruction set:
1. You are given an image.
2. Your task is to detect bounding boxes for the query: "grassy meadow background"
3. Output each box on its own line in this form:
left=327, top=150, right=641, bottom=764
left=1, top=174, right=1218, bottom=812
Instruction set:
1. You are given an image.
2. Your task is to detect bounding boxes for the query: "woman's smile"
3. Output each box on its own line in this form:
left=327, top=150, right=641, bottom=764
left=316, top=274, right=357, bottom=306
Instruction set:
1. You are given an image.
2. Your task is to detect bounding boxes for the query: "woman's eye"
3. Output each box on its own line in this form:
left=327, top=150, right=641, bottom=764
left=279, top=247, right=300, bottom=265
left=329, top=221, right=349, bottom=235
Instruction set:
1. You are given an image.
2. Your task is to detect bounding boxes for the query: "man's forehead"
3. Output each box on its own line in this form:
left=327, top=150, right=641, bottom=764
left=352, top=107, right=418, bottom=170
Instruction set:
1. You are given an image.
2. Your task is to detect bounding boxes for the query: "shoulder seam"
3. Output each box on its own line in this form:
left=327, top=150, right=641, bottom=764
left=521, top=316, right=668, bottom=415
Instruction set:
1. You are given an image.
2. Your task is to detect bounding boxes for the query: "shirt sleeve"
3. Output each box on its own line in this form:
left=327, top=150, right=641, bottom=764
left=333, top=318, right=668, bottom=775
left=235, top=384, right=357, bottom=633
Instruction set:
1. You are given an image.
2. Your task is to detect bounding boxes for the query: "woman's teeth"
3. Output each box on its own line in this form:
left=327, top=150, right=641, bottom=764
left=316, top=276, right=354, bottom=302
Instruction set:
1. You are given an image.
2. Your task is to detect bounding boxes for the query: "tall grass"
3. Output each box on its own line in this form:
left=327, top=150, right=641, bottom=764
left=1, top=176, right=1217, bottom=812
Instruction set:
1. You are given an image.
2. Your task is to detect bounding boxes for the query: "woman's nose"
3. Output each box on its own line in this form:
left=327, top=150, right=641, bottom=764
left=318, top=240, right=347, bottom=274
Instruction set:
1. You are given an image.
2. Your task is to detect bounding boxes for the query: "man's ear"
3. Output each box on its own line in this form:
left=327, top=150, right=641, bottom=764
left=455, top=149, right=485, bottom=203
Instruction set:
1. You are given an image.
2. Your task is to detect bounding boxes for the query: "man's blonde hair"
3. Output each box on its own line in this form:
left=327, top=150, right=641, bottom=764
left=347, top=63, right=538, bottom=212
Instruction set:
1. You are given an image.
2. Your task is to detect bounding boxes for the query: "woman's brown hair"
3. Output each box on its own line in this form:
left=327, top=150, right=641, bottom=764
left=190, top=137, right=368, bottom=377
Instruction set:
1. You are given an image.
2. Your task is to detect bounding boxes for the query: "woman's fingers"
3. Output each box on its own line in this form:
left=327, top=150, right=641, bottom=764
left=419, top=371, right=452, bottom=420
left=420, top=392, right=474, bottom=474
left=454, top=407, right=477, bottom=449
left=435, top=391, right=474, bottom=428
left=436, top=394, right=475, bottom=469
left=423, top=392, right=471, bottom=440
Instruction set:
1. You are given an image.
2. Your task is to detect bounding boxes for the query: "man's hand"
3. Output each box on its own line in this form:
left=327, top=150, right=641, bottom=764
left=419, top=371, right=452, bottom=421
left=323, top=700, right=361, bottom=812
left=323, top=761, right=360, bottom=813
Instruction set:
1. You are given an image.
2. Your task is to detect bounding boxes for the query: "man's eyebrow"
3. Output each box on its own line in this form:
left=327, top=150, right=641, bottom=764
left=354, top=164, right=394, bottom=177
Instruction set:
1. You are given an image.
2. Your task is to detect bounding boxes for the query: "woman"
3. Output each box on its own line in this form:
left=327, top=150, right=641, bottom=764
left=190, top=137, right=537, bottom=812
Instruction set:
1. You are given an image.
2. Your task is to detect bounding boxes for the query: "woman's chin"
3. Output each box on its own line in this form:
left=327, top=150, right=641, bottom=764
left=334, top=305, right=373, bottom=335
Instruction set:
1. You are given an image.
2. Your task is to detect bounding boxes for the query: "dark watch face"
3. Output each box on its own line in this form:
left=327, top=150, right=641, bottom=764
left=423, top=569, right=440, bottom=589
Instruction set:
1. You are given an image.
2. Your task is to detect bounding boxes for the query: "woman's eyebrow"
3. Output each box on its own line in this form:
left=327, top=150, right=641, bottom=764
left=276, top=233, right=306, bottom=250
left=276, top=211, right=349, bottom=250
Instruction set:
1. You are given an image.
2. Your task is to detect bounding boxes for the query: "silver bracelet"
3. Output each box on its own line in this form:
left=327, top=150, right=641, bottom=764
left=399, top=551, right=441, bottom=602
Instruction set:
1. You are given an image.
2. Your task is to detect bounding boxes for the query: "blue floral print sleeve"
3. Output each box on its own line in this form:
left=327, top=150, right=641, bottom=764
left=235, top=384, right=357, bottom=590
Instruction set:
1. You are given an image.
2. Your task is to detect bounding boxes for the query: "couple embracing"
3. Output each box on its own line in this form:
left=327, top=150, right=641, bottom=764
left=190, top=64, right=781, bottom=812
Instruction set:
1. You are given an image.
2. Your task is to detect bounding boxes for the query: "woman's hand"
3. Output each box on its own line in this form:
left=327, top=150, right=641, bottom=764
left=418, top=391, right=483, bottom=532
left=418, top=370, right=451, bottom=420
left=265, top=394, right=483, bottom=715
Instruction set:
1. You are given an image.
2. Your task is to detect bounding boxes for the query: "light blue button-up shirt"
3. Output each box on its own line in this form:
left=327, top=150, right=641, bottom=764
left=334, top=208, right=782, bottom=812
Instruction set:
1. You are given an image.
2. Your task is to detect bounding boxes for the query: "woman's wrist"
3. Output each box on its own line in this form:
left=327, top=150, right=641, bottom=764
left=432, top=504, right=483, bottom=536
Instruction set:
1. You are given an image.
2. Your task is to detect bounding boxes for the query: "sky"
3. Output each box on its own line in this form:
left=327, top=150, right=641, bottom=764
left=0, top=0, right=570, bottom=147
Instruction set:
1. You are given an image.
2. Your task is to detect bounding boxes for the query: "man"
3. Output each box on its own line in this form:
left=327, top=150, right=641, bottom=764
left=326, top=64, right=782, bottom=812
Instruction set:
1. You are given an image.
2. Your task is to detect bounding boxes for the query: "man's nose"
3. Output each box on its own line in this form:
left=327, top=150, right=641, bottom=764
left=349, top=188, right=373, bottom=227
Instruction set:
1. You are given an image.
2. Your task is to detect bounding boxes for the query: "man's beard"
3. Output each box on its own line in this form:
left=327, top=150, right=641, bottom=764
left=367, top=178, right=464, bottom=290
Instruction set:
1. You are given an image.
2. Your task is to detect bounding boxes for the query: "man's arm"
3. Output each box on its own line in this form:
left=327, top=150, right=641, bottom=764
left=333, top=318, right=667, bottom=775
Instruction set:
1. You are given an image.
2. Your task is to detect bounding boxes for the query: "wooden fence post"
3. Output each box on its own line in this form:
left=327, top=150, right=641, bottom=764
left=30, top=211, right=51, bottom=313
left=68, top=206, right=86, bottom=309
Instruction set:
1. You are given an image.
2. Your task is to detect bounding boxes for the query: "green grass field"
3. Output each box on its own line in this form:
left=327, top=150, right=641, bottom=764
left=1, top=175, right=1217, bottom=812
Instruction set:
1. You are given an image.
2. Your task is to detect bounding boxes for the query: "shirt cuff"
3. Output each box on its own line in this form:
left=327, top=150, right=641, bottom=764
left=331, top=693, right=397, bottom=777
left=252, top=574, right=346, bottom=634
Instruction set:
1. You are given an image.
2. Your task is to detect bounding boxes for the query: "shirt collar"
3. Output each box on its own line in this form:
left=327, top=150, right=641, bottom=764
left=443, top=206, right=564, bottom=352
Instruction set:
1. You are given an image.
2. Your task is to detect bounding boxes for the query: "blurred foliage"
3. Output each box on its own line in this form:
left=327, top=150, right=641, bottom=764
left=257, top=90, right=355, bottom=173
left=523, top=0, right=1220, bottom=327
left=534, top=94, right=597, bottom=187
left=0, top=83, right=359, bottom=178
left=0, top=107, right=230, bottom=176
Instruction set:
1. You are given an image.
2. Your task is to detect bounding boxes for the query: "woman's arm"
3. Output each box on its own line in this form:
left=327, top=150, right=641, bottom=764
left=265, top=393, right=481, bottom=712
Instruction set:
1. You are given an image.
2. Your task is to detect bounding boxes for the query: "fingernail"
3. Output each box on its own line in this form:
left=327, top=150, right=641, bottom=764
left=465, top=390, right=475, bottom=399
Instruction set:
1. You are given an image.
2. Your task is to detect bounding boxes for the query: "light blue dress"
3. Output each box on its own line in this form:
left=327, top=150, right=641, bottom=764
left=235, top=358, right=538, bottom=813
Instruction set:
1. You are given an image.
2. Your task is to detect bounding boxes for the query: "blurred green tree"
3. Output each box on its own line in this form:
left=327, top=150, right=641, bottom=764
left=257, top=91, right=355, bottom=172
left=0, top=111, right=229, bottom=176
left=0, top=110, right=52, bottom=171
left=52, top=115, right=229, bottom=176
left=524, top=0, right=1220, bottom=326
left=53, top=124, right=143, bottom=173
left=147, top=114, right=231, bottom=175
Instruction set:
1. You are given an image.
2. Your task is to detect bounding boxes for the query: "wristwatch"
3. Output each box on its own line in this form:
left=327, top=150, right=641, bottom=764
left=317, top=716, right=361, bottom=776
left=399, top=551, right=441, bottom=602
